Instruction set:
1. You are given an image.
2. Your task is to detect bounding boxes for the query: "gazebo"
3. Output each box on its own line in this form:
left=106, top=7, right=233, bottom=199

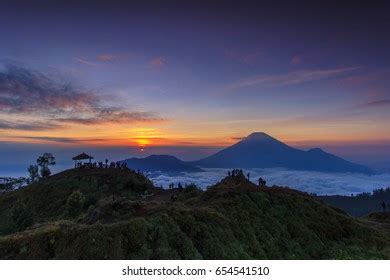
left=72, top=152, right=94, bottom=168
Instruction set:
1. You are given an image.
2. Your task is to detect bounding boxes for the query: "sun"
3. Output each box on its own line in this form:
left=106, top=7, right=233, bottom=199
left=135, top=138, right=151, bottom=152
left=136, top=138, right=151, bottom=146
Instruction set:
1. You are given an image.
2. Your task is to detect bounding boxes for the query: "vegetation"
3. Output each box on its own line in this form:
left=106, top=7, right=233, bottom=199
left=319, top=187, right=390, bottom=217
left=27, top=165, right=39, bottom=184
left=36, top=153, right=56, bottom=178
left=66, top=190, right=85, bottom=218
left=11, top=201, right=34, bottom=232
left=0, top=168, right=389, bottom=259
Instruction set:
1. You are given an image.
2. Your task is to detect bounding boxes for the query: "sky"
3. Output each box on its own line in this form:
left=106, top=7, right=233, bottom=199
left=1, top=0, right=390, bottom=175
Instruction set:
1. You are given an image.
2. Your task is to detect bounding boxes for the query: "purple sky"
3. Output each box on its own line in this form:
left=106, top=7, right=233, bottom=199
left=1, top=0, right=390, bottom=175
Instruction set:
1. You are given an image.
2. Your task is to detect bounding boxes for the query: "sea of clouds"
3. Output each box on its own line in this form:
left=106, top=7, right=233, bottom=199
left=148, top=168, right=390, bottom=195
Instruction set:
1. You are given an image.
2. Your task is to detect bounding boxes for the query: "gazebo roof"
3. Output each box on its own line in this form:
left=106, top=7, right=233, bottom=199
left=72, top=152, right=94, bottom=160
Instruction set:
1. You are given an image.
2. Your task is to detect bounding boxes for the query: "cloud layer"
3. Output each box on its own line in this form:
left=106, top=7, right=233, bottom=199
left=0, top=63, right=163, bottom=131
left=229, top=67, right=357, bottom=90
left=0, top=120, right=61, bottom=131
left=149, top=168, right=390, bottom=195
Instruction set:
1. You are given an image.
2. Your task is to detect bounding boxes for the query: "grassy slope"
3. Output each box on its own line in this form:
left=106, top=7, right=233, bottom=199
left=0, top=169, right=389, bottom=259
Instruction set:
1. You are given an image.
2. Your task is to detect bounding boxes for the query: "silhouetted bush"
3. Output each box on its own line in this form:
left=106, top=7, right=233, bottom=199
left=66, top=190, right=85, bottom=218
left=11, top=201, right=34, bottom=232
left=27, top=165, right=39, bottom=183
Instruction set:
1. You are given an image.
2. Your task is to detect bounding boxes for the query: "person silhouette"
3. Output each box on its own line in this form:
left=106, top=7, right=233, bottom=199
left=247, top=172, right=250, bottom=181
left=258, top=177, right=266, bottom=187
left=382, top=201, right=387, bottom=212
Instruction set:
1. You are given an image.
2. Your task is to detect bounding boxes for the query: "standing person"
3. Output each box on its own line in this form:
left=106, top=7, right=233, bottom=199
left=382, top=201, right=387, bottom=212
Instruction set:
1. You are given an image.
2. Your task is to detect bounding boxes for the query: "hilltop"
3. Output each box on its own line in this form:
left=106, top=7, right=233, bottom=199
left=0, top=168, right=389, bottom=259
left=192, top=132, right=373, bottom=174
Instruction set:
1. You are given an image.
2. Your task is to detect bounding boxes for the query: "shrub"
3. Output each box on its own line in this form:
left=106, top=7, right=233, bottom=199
left=27, top=165, right=40, bottom=183
left=181, top=183, right=203, bottom=200
left=66, top=190, right=85, bottom=218
left=11, top=201, right=34, bottom=232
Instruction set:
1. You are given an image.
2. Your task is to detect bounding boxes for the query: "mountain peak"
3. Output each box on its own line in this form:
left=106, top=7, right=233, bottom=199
left=245, top=132, right=273, bottom=140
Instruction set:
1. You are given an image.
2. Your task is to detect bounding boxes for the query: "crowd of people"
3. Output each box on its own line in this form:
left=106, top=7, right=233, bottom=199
left=75, top=159, right=128, bottom=170
left=227, top=169, right=267, bottom=187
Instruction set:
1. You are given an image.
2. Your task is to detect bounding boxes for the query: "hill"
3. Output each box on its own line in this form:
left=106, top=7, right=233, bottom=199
left=319, top=187, right=390, bottom=217
left=0, top=168, right=389, bottom=259
left=192, top=132, right=373, bottom=174
left=123, top=155, right=203, bottom=173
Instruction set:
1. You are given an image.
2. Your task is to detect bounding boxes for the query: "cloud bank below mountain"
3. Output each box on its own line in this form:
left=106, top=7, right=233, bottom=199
left=149, top=168, right=390, bottom=195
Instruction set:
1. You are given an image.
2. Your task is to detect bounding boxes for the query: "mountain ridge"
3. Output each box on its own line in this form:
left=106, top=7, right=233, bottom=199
left=191, top=132, right=373, bottom=174
left=123, top=154, right=203, bottom=173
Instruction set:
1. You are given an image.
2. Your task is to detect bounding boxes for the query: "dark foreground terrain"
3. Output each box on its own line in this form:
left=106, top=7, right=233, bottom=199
left=0, top=168, right=389, bottom=259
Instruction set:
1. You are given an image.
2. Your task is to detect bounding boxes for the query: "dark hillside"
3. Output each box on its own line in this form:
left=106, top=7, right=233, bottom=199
left=0, top=169, right=389, bottom=259
left=0, top=168, right=155, bottom=235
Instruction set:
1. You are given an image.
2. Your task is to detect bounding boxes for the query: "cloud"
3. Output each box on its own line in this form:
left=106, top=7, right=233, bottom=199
left=55, top=110, right=164, bottom=125
left=231, top=136, right=245, bottom=141
left=149, top=168, right=390, bottom=195
left=76, top=58, right=98, bottom=66
left=96, top=54, right=116, bottom=62
left=290, top=55, right=303, bottom=65
left=0, top=120, right=61, bottom=131
left=225, top=48, right=263, bottom=64
left=0, top=63, right=97, bottom=114
left=0, top=63, right=164, bottom=130
left=77, top=54, right=122, bottom=65
left=149, top=57, right=167, bottom=68
left=11, top=136, right=108, bottom=144
left=229, top=67, right=358, bottom=90
left=361, top=99, right=390, bottom=108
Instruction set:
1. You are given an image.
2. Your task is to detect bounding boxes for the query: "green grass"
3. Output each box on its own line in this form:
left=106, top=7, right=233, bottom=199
left=0, top=169, right=389, bottom=259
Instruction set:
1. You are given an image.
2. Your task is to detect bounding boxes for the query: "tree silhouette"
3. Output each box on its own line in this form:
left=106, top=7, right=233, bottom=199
left=27, top=165, right=39, bottom=183
left=36, top=153, right=56, bottom=178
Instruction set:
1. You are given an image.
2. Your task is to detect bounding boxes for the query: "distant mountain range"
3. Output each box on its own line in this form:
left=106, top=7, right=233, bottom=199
left=122, top=132, right=373, bottom=174
left=122, top=155, right=203, bottom=173
left=192, top=132, right=373, bottom=174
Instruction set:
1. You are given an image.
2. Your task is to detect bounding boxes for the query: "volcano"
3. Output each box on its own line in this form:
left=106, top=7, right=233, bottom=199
left=192, top=132, right=373, bottom=174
